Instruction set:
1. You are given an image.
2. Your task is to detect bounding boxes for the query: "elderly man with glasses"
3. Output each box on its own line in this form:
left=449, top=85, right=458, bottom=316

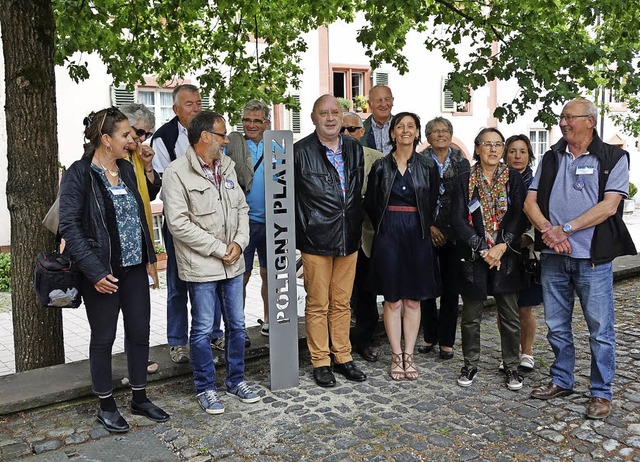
left=162, top=111, right=260, bottom=414
left=525, top=98, right=636, bottom=419
left=226, top=100, right=272, bottom=340
left=340, top=112, right=384, bottom=362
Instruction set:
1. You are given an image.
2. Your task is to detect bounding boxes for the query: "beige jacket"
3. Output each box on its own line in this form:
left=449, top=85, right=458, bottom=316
left=162, top=146, right=250, bottom=282
left=361, top=146, right=384, bottom=257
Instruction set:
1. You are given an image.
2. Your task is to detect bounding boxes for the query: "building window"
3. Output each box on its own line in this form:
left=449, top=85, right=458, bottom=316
left=138, top=89, right=174, bottom=125
left=331, top=66, right=371, bottom=108
left=529, top=129, right=549, bottom=161
left=441, top=78, right=470, bottom=113
left=151, top=215, right=164, bottom=247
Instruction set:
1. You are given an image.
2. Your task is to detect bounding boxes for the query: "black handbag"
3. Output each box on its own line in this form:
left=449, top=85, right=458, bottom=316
left=33, top=240, right=83, bottom=308
left=520, top=248, right=541, bottom=288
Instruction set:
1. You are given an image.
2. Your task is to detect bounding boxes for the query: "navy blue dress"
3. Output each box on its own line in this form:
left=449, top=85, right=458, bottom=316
left=371, top=171, right=438, bottom=302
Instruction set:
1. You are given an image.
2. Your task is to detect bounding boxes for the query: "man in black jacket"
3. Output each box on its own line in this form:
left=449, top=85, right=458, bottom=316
left=524, top=98, right=636, bottom=420
left=294, top=95, right=367, bottom=387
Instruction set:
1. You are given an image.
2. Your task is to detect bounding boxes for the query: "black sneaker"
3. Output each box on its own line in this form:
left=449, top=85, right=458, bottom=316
left=506, top=369, right=524, bottom=391
left=457, top=366, right=478, bottom=387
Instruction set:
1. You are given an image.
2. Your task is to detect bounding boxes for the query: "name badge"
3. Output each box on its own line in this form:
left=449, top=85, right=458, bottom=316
left=468, top=198, right=480, bottom=213
left=576, top=166, right=594, bottom=175
left=224, top=179, right=235, bottom=190
left=110, top=186, right=127, bottom=195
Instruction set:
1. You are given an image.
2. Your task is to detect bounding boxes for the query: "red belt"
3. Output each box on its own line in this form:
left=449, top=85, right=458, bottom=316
left=387, top=205, right=417, bottom=212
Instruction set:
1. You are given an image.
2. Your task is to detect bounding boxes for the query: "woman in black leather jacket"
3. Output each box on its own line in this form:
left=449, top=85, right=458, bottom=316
left=364, top=112, right=439, bottom=381
left=59, top=107, right=168, bottom=433
left=450, top=127, right=526, bottom=392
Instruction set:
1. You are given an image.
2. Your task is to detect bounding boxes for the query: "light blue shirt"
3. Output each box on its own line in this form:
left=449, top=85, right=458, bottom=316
left=529, top=148, right=629, bottom=259
left=245, top=139, right=266, bottom=223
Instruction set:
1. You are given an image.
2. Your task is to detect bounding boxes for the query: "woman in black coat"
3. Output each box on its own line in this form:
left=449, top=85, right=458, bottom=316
left=450, top=127, right=526, bottom=392
left=364, top=112, right=439, bottom=381
left=59, top=107, right=169, bottom=433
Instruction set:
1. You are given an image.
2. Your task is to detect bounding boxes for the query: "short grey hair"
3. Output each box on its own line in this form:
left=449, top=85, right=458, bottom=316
left=573, top=97, right=598, bottom=120
left=119, top=103, right=155, bottom=130
left=243, top=99, right=270, bottom=120
left=424, top=117, right=453, bottom=137
left=173, top=84, right=200, bottom=104
left=342, top=111, right=363, bottom=127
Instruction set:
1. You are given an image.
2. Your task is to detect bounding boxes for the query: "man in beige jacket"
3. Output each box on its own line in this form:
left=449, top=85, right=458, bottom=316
left=163, top=111, right=260, bottom=415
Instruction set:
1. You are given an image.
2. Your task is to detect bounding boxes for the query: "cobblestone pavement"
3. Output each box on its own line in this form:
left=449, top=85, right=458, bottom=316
left=1, top=278, right=639, bottom=462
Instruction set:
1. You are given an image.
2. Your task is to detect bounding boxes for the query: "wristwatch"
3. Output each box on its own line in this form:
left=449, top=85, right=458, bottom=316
left=562, top=223, right=573, bottom=235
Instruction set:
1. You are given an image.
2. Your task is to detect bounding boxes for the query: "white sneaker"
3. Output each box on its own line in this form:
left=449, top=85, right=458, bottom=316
left=519, top=354, right=535, bottom=372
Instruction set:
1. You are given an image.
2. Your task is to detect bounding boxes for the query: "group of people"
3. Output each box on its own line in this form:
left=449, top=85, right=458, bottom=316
left=57, top=82, right=635, bottom=432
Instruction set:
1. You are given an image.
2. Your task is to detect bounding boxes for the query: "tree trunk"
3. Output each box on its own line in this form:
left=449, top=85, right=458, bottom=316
left=0, top=0, right=64, bottom=371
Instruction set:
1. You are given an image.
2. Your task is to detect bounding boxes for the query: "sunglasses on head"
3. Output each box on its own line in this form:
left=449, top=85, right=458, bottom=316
left=341, top=126, right=361, bottom=133
left=131, top=126, right=154, bottom=141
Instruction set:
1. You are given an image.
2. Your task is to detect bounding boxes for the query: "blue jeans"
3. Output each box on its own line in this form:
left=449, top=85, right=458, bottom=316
left=188, top=274, right=246, bottom=393
left=540, top=254, right=615, bottom=400
left=163, top=220, right=222, bottom=345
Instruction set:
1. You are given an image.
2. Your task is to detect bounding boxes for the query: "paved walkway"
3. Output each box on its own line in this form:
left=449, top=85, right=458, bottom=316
left=0, top=267, right=300, bottom=376
left=0, top=277, right=639, bottom=461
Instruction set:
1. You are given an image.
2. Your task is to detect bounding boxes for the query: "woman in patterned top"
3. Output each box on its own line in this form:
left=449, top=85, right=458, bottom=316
left=59, top=107, right=168, bottom=433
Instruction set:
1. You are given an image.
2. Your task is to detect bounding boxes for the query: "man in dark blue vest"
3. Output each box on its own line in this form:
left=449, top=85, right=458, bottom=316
left=525, top=97, right=636, bottom=420
left=152, top=84, right=224, bottom=363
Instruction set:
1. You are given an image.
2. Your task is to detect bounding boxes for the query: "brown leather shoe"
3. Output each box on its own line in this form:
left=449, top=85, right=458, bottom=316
left=587, top=397, right=611, bottom=419
left=530, top=382, right=573, bottom=400
left=356, top=346, right=379, bottom=362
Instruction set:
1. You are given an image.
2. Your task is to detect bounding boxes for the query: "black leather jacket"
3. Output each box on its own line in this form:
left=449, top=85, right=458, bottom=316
left=364, top=151, right=439, bottom=239
left=451, top=167, right=526, bottom=298
left=294, top=132, right=364, bottom=256
left=59, top=158, right=156, bottom=284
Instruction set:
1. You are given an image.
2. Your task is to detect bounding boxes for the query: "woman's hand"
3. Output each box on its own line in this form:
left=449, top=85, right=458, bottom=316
left=94, top=274, right=119, bottom=294
left=140, top=145, right=155, bottom=169
left=483, top=243, right=507, bottom=270
left=431, top=226, right=446, bottom=247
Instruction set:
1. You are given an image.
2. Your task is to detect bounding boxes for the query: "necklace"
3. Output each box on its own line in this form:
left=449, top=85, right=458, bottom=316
left=99, top=160, right=119, bottom=177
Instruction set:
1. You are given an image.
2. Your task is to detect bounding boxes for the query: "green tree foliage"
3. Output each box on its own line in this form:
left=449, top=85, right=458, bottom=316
left=0, top=253, right=10, bottom=292
left=54, top=0, right=356, bottom=122
left=356, top=0, right=640, bottom=129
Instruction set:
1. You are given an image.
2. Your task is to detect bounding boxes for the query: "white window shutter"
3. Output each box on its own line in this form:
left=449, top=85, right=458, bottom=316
left=110, top=86, right=135, bottom=107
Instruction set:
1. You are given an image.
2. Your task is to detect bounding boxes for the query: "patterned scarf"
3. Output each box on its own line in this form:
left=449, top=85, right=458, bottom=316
left=468, top=162, right=510, bottom=246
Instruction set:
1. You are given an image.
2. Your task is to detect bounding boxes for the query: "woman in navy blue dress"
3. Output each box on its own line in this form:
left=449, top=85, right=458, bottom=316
left=364, top=112, right=439, bottom=380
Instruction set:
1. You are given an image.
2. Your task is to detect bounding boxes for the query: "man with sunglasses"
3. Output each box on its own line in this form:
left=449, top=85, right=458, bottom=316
left=226, top=100, right=272, bottom=341
left=341, top=113, right=383, bottom=363
left=525, top=98, right=636, bottom=419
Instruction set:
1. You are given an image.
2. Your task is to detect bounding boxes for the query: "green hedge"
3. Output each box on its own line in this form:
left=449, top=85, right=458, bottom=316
left=0, top=253, right=10, bottom=292
left=629, top=182, right=637, bottom=199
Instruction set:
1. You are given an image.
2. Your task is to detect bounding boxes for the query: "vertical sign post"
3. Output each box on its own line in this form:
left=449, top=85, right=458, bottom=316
left=263, top=130, right=299, bottom=390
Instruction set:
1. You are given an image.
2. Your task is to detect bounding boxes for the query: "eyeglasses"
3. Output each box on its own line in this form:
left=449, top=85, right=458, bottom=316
left=477, top=141, right=505, bottom=149
left=429, top=129, right=451, bottom=135
left=558, top=114, right=590, bottom=122
left=131, top=126, right=154, bottom=141
left=341, top=126, right=362, bottom=133
left=242, top=118, right=267, bottom=125
left=205, top=130, right=228, bottom=138
left=98, top=107, right=120, bottom=136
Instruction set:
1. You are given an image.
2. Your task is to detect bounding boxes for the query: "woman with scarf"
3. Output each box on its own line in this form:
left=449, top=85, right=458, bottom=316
left=120, top=103, right=162, bottom=375
left=451, top=128, right=526, bottom=391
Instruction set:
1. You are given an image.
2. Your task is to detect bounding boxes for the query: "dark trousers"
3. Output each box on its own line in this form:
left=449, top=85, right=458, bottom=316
left=351, top=248, right=379, bottom=348
left=420, top=240, right=459, bottom=348
left=82, top=263, right=150, bottom=395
